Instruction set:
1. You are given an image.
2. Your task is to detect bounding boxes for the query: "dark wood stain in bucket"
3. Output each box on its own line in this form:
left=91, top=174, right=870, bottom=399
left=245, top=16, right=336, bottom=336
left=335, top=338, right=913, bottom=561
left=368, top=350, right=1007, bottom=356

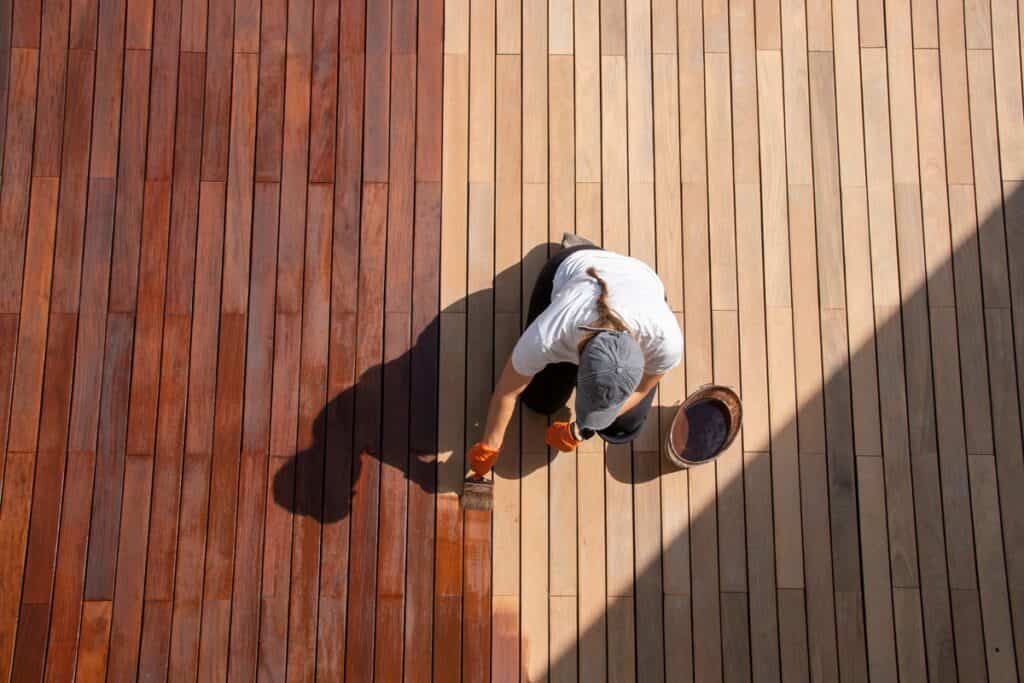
left=683, top=400, right=731, bottom=462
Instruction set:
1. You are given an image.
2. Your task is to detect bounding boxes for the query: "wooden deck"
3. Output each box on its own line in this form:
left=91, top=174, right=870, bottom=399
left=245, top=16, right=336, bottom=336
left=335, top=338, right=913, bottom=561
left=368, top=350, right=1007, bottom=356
left=1, top=0, right=1024, bottom=679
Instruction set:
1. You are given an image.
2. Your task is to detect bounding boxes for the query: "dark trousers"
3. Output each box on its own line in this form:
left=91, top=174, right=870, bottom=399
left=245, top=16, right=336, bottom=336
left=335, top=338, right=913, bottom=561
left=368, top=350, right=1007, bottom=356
left=519, top=245, right=655, bottom=444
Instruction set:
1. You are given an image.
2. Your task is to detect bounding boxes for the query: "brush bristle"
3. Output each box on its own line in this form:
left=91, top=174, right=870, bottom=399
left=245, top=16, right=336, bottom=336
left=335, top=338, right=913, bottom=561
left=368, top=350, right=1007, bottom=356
left=461, top=478, right=493, bottom=511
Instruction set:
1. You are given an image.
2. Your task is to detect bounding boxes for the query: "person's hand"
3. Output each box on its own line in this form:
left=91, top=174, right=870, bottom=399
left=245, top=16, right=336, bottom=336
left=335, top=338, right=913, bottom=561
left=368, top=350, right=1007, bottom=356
left=468, top=442, right=500, bottom=477
left=545, top=421, right=582, bottom=452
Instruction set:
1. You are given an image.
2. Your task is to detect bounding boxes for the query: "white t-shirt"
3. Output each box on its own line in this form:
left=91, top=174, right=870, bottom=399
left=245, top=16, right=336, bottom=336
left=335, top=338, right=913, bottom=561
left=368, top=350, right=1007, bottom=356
left=511, top=250, right=683, bottom=377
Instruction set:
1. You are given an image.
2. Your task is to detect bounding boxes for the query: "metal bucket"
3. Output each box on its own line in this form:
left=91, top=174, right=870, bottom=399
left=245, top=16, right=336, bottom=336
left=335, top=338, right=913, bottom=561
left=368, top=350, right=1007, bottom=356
left=664, top=384, right=742, bottom=468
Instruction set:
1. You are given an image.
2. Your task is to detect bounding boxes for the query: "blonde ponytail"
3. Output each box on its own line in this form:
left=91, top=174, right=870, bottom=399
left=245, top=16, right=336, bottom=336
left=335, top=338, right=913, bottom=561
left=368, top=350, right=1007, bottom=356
left=578, top=267, right=631, bottom=351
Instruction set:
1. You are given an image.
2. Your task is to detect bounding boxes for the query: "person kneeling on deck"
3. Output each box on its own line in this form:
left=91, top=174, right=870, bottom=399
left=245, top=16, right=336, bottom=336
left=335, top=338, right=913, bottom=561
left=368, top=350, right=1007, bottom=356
left=469, top=234, right=683, bottom=477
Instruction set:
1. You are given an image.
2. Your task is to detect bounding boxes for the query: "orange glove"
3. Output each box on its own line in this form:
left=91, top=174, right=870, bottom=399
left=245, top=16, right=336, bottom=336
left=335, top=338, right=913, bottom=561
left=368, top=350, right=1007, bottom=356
left=545, top=421, right=583, bottom=452
left=468, top=442, right=500, bottom=477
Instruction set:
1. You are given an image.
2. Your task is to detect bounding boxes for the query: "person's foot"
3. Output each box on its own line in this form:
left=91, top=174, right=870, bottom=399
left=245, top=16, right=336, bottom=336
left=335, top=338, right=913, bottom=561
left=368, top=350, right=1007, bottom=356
left=561, top=231, right=595, bottom=249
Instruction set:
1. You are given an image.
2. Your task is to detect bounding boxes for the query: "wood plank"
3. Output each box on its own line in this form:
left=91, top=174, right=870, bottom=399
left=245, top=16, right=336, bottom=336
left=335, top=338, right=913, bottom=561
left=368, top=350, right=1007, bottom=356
left=84, top=313, right=134, bottom=601
left=705, top=52, right=736, bottom=310
left=346, top=180, right=387, bottom=681
left=0, top=65, right=37, bottom=313
left=800, top=454, right=840, bottom=682
left=633, top=450, right=664, bottom=682
left=653, top=53, right=683, bottom=310
left=21, top=325, right=76, bottom=603
left=42, top=451, right=95, bottom=682
left=0, top=452, right=33, bottom=679
left=601, top=56, right=628, bottom=254
left=857, top=456, right=899, bottom=682
left=968, top=455, right=1019, bottom=680
left=7, top=177, right=58, bottom=452
left=185, top=182, right=225, bottom=456
left=126, top=181, right=171, bottom=455
left=200, top=0, right=234, bottom=180
left=75, top=600, right=112, bottom=681
left=259, top=456, right=292, bottom=682
left=255, top=0, right=286, bottom=181
left=991, top=0, right=1024, bottom=179
left=106, top=455, right=154, bottom=681
left=778, top=589, right=810, bottom=682
left=521, top=448, right=548, bottom=683
left=690, top=462, right=721, bottom=681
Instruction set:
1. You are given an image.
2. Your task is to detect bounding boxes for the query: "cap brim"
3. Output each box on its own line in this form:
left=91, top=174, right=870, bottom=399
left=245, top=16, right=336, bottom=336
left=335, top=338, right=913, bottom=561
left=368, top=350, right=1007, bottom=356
left=575, top=397, right=627, bottom=432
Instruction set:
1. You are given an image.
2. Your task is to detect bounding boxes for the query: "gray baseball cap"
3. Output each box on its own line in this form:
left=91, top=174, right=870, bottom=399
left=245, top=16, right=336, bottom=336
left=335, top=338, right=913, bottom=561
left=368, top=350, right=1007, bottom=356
left=575, top=330, right=644, bottom=431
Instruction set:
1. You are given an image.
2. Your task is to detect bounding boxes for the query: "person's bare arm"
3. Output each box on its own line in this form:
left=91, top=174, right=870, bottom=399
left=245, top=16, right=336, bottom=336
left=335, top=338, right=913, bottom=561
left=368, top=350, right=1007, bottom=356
left=480, top=358, right=534, bottom=449
left=615, top=373, right=663, bottom=416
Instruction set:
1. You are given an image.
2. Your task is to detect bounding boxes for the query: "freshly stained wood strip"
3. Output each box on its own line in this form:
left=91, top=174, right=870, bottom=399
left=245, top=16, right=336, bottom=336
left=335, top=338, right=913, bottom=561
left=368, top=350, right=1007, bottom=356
left=0, top=452, right=34, bottom=679
left=106, top=455, right=154, bottom=681
left=0, top=49, right=39, bottom=315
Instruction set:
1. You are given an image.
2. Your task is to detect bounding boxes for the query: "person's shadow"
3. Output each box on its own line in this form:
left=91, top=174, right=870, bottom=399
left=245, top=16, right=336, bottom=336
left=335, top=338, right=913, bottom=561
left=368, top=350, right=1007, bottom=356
left=273, top=241, right=679, bottom=523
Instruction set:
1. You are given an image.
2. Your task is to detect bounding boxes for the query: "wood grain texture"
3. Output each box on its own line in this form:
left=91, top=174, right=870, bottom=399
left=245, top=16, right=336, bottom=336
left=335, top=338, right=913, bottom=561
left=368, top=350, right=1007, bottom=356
left=1, top=0, right=1020, bottom=678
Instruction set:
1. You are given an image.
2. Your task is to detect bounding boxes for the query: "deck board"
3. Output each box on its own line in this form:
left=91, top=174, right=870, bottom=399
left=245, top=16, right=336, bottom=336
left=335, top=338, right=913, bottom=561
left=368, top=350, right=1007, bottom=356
left=1, top=0, right=1024, bottom=679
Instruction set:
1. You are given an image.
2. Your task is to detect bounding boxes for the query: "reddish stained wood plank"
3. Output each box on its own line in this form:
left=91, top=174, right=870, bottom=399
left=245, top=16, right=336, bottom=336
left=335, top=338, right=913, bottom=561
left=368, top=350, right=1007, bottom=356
left=42, top=451, right=95, bottom=682
left=333, top=56, right=365, bottom=316
left=8, top=177, right=58, bottom=453
left=404, top=180, right=440, bottom=683
left=345, top=183, right=388, bottom=683
left=309, top=0, right=339, bottom=182
left=392, top=0, right=415, bottom=54
left=205, top=313, right=247, bottom=597
left=286, top=184, right=332, bottom=682
left=21, top=321, right=76, bottom=603
left=108, top=49, right=152, bottom=314
left=415, top=0, right=442, bottom=183
left=154, top=314, right=190, bottom=457
left=184, top=182, right=225, bottom=455
left=234, top=0, right=259, bottom=51
left=362, top=0, right=391, bottom=182
left=0, top=48, right=39, bottom=314
left=433, top=497, right=462, bottom=683
left=198, top=599, right=230, bottom=680
left=254, top=0, right=286, bottom=182
left=75, top=600, right=113, bottom=681
left=0, top=315, right=17, bottom=463
left=83, top=313, right=134, bottom=601
left=385, top=53, right=416, bottom=310
left=69, top=0, right=98, bottom=47
left=463, top=508, right=492, bottom=681
left=259, top=455, right=294, bottom=682
left=227, top=453, right=267, bottom=682
left=12, top=0, right=41, bottom=46
left=0, top=0, right=10, bottom=158
left=106, top=454, right=154, bottom=681
left=126, top=0, right=153, bottom=48
left=33, top=8, right=71, bottom=177
left=269, top=311, right=301, bottom=457
left=0, top=1, right=12, bottom=164
left=137, top=599, right=173, bottom=680
left=276, top=0, right=313, bottom=315
left=145, top=452, right=184, bottom=602
left=67, top=178, right=115, bottom=453
left=89, top=0, right=126, bottom=178
left=50, top=50, right=96, bottom=314
left=222, top=53, right=258, bottom=315
left=242, top=183, right=280, bottom=453
left=167, top=454, right=211, bottom=679
left=145, top=0, right=183, bottom=180
left=11, top=601, right=48, bottom=680
left=375, top=313, right=411, bottom=681
left=165, top=52, right=205, bottom=316
left=200, top=0, right=234, bottom=180
left=0, top=452, right=34, bottom=680
left=180, top=0, right=206, bottom=50
left=126, top=180, right=172, bottom=455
